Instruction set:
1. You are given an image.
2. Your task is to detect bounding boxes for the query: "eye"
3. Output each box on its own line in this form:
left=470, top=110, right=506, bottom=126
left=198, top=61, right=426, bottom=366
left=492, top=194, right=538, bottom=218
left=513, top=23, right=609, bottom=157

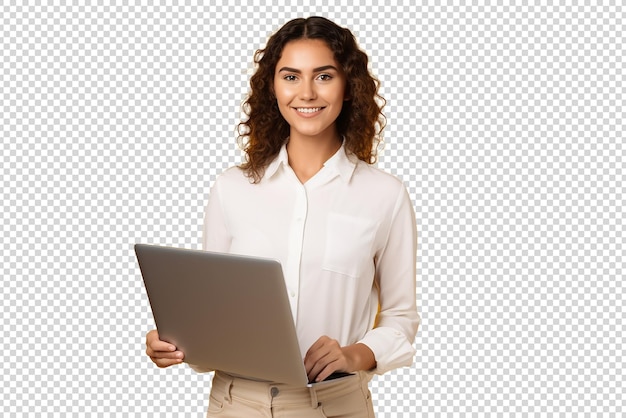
left=283, top=74, right=298, bottom=81
left=317, top=73, right=333, bottom=81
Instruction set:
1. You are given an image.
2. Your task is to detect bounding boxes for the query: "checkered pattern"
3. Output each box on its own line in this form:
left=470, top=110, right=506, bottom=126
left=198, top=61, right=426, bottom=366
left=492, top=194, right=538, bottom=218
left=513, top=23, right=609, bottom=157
left=1, top=2, right=624, bottom=417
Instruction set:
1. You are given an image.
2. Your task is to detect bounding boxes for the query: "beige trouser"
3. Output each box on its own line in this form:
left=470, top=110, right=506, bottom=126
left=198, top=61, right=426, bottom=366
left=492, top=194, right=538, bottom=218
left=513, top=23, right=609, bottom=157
left=206, top=371, right=376, bottom=417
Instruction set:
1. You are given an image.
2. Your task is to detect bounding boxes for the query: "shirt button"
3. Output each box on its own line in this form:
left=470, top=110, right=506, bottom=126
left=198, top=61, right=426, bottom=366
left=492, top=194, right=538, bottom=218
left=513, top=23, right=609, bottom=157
left=290, top=290, right=296, bottom=298
left=270, top=387, right=279, bottom=397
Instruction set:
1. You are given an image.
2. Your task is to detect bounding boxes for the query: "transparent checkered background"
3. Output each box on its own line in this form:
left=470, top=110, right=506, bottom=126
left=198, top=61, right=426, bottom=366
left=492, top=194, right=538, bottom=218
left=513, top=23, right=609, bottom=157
left=1, top=1, right=624, bottom=416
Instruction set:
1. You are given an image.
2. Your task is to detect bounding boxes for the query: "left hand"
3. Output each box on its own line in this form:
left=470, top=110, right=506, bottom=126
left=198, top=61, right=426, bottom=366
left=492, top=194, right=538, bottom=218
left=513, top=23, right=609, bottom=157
left=305, top=336, right=376, bottom=383
left=304, top=335, right=350, bottom=383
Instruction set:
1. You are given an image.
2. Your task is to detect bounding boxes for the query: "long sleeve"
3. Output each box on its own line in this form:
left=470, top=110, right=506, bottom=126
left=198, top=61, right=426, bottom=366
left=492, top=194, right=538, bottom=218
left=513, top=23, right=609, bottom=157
left=202, top=175, right=232, bottom=253
left=358, top=184, right=420, bottom=374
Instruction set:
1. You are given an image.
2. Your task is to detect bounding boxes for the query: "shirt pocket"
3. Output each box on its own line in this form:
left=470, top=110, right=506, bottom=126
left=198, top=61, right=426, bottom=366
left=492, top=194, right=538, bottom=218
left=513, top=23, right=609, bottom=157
left=322, top=212, right=378, bottom=278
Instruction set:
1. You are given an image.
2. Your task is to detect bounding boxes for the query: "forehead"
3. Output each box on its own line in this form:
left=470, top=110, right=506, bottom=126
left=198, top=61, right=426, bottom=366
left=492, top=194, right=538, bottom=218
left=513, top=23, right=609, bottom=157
left=276, top=39, right=338, bottom=69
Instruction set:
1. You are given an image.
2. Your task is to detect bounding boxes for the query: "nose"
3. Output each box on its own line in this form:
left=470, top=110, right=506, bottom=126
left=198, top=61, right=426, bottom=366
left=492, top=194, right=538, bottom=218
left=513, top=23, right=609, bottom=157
left=299, top=79, right=317, bottom=100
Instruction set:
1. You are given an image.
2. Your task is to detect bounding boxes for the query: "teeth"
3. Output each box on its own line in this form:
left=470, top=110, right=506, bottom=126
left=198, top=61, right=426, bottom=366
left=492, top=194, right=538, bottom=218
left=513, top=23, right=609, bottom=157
left=296, top=107, right=321, bottom=113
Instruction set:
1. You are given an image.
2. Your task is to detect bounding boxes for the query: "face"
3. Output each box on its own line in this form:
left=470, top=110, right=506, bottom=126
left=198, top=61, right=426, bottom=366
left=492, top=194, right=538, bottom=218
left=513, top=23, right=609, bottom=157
left=273, top=38, right=348, bottom=143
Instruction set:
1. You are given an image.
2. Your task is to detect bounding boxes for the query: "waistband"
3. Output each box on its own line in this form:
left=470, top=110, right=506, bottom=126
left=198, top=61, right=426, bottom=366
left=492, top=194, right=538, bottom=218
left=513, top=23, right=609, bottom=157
left=212, top=370, right=371, bottom=409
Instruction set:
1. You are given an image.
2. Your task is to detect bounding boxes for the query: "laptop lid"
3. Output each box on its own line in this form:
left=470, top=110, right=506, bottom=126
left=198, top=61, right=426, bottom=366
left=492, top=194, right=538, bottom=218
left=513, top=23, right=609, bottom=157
left=135, top=244, right=311, bottom=386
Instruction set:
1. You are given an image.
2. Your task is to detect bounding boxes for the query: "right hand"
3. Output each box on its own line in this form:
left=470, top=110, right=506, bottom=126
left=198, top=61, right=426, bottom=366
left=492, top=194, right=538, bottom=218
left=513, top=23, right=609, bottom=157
left=145, top=329, right=184, bottom=368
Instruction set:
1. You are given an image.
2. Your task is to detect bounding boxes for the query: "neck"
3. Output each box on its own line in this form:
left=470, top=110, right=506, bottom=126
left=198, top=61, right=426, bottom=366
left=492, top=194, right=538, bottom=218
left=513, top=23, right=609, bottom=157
left=286, top=133, right=342, bottom=183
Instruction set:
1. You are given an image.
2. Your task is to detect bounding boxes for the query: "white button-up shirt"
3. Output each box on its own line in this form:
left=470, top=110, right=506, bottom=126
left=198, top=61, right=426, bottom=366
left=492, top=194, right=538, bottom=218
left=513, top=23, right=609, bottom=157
left=201, top=144, right=420, bottom=374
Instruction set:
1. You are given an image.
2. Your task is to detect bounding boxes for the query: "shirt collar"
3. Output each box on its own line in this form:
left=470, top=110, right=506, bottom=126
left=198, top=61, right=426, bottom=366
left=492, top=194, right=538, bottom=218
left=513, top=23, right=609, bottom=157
left=264, top=140, right=358, bottom=183
left=322, top=142, right=358, bottom=183
left=264, top=143, right=290, bottom=180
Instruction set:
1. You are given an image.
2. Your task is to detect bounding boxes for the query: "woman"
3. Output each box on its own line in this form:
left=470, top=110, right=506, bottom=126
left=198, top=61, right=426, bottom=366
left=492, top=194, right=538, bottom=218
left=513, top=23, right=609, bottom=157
left=146, top=16, right=420, bottom=417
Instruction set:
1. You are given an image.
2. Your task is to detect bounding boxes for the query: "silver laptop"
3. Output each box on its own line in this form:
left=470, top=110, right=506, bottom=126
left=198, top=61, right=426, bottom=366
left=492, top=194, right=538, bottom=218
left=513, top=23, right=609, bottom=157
left=135, top=244, right=353, bottom=386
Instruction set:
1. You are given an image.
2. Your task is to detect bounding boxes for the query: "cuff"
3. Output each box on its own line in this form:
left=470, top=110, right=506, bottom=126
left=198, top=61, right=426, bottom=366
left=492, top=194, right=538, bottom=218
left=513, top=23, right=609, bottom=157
left=358, top=327, right=416, bottom=375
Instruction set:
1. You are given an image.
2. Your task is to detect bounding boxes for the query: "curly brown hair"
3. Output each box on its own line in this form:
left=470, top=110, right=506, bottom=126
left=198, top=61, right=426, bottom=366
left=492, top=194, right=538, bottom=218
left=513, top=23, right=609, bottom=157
left=237, top=16, right=386, bottom=183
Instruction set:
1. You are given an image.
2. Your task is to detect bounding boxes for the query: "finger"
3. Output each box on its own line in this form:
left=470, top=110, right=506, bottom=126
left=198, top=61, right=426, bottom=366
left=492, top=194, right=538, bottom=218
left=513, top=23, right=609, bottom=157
left=146, top=346, right=184, bottom=359
left=304, top=350, right=320, bottom=373
left=304, top=336, right=334, bottom=369
left=151, top=355, right=184, bottom=368
left=148, top=350, right=184, bottom=363
left=146, top=330, right=178, bottom=353
left=304, top=345, right=326, bottom=376
left=146, top=343, right=177, bottom=359
left=306, top=350, right=337, bottom=382
left=305, top=335, right=331, bottom=359
left=314, top=360, right=341, bottom=383
left=148, top=339, right=178, bottom=353
left=304, top=336, right=342, bottom=370
left=309, top=352, right=345, bottom=383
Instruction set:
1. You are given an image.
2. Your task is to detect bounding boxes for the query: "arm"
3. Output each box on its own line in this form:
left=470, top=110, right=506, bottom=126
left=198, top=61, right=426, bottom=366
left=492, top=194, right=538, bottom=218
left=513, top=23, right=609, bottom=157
left=358, top=183, right=420, bottom=374
left=305, top=183, right=420, bottom=380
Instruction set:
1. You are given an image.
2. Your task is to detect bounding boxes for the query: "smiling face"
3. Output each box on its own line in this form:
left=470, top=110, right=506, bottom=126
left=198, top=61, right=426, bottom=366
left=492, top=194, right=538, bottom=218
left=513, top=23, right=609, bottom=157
left=273, top=38, right=347, bottom=144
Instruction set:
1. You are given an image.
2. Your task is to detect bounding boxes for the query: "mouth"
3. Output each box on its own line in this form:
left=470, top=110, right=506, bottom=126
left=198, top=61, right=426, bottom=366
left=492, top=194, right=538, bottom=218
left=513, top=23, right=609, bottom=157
left=294, top=107, right=324, bottom=114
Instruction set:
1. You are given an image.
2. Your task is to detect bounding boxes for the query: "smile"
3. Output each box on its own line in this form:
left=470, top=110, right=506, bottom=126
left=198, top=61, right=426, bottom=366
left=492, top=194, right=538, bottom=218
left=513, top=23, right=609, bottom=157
left=295, top=107, right=323, bottom=114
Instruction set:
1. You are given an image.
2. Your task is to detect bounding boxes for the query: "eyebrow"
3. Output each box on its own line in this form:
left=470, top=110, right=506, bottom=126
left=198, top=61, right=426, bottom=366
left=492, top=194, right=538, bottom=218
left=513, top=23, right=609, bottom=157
left=278, top=65, right=339, bottom=73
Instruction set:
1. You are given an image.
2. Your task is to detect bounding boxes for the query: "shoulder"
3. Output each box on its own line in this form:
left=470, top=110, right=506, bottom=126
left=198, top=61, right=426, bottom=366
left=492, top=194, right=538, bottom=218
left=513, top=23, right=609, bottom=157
left=217, top=165, right=246, bottom=179
left=212, top=165, right=253, bottom=188
left=352, top=159, right=407, bottom=195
